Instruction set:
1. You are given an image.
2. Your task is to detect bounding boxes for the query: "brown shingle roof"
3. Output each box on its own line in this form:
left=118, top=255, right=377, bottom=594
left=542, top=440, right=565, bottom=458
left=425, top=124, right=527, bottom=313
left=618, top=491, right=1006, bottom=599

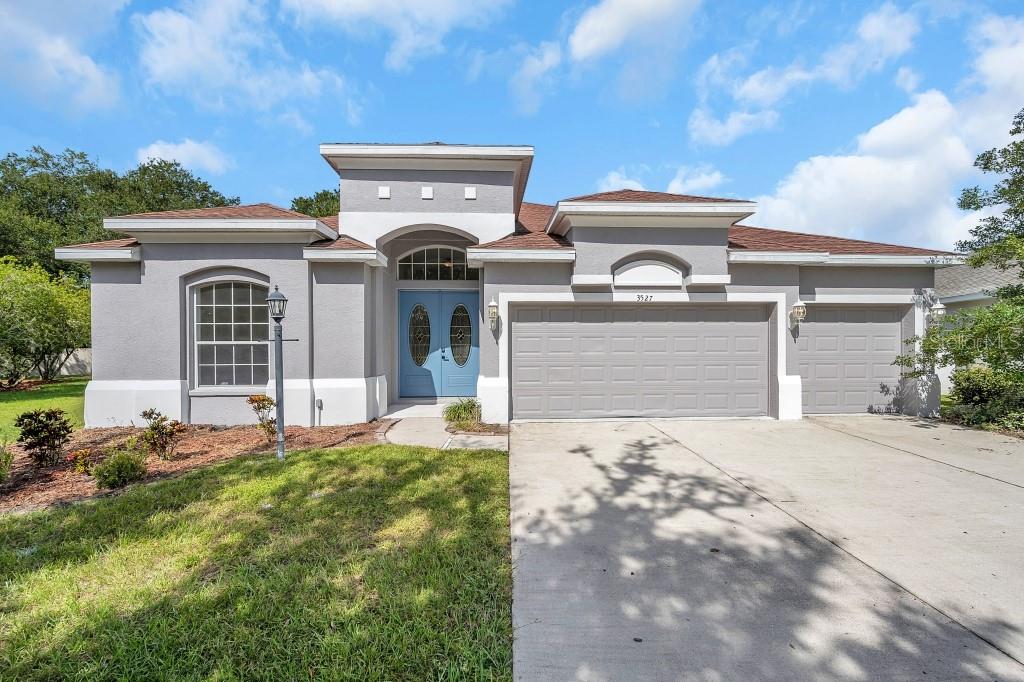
left=114, top=203, right=315, bottom=220
left=304, top=215, right=372, bottom=250
left=563, top=189, right=749, bottom=203
left=728, top=225, right=950, bottom=256
left=477, top=202, right=571, bottom=249
left=60, top=237, right=140, bottom=249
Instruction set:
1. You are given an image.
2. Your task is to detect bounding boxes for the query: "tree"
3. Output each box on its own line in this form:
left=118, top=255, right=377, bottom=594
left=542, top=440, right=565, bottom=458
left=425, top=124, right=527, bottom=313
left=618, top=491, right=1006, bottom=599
left=0, top=147, right=239, bottom=278
left=0, top=257, right=91, bottom=386
left=898, top=109, right=1024, bottom=380
left=291, top=188, right=339, bottom=217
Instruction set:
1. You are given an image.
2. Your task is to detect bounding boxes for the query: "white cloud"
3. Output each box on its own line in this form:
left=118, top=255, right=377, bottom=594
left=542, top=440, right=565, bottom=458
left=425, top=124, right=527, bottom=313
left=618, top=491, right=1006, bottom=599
left=735, top=3, right=919, bottom=107
left=135, top=0, right=353, bottom=115
left=894, top=65, right=920, bottom=93
left=597, top=169, right=646, bottom=192
left=0, top=1, right=125, bottom=112
left=667, top=165, right=726, bottom=194
left=688, top=108, right=778, bottom=146
left=510, top=42, right=561, bottom=115
left=751, top=14, right=1024, bottom=250
left=136, top=138, right=234, bottom=175
left=281, top=0, right=511, bottom=70
left=569, top=0, right=700, bottom=62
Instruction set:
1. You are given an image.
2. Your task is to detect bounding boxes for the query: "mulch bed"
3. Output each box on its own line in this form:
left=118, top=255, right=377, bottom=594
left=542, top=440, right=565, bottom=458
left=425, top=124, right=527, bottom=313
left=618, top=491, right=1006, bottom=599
left=1, top=421, right=390, bottom=514
left=445, top=422, right=509, bottom=436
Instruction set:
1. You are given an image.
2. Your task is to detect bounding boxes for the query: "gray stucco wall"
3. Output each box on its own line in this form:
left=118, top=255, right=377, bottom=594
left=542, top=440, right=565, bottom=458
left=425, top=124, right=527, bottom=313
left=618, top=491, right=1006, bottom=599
left=570, top=226, right=729, bottom=277
left=339, top=169, right=513, bottom=214
left=91, top=243, right=314, bottom=424
left=311, top=262, right=368, bottom=379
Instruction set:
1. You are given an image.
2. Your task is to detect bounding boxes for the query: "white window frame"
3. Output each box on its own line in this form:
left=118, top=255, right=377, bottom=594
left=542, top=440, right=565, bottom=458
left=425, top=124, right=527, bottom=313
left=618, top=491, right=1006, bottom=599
left=395, top=244, right=480, bottom=281
left=193, top=281, right=272, bottom=389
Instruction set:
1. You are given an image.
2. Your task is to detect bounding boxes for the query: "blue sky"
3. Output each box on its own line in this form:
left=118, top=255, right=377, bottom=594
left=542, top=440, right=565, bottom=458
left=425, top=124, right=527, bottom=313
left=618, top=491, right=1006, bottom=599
left=1, top=0, right=1022, bottom=249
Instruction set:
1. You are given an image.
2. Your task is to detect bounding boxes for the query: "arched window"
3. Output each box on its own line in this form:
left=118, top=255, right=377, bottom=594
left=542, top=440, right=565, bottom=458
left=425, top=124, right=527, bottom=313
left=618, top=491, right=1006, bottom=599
left=194, top=282, right=270, bottom=386
left=397, top=246, right=479, bottom=281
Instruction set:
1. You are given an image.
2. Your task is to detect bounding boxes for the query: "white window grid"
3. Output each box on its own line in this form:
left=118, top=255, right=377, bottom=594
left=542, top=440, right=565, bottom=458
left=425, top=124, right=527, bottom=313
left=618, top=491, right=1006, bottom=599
left=397, top=246, right=480, bottom=281
left=194, top=282, right=271, bottom=387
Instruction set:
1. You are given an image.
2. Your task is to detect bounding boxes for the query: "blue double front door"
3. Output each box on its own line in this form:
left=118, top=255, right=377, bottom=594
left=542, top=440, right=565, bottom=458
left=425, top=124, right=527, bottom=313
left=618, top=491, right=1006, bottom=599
left=399, top=290, right=480, bottom=397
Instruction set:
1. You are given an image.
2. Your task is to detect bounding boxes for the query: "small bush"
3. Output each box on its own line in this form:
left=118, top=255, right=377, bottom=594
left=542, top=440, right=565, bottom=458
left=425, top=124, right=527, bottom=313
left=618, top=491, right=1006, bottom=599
left=67, top=448, right=95, bottom=474
left=139, top=408, right=188, bottom=459
left=247, top=394, right=277, bottom=443
left=442, top=398, right=481, bottom=424
left=947, top=366, right=1024, bottom=424
left=996, top=411, right=1024, bottom=432
left=92, top=446, right=147, bottom=489
left=14, top=408, right=73, bottom=465
left=0, top=443, right=13, bottom=483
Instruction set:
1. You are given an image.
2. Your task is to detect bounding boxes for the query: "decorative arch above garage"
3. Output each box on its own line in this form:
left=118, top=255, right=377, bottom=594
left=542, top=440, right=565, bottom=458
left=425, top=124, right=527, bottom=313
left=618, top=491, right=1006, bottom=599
left=611, top=252, right=690, bottom=288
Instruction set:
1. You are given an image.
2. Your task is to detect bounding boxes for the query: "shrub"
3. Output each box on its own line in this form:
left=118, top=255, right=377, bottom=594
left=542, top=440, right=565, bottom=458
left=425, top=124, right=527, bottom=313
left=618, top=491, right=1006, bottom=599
left=247, top=394, right=277, bottom=443
left=442, top=398, right=482, bottom=425
left=996, top=411, right=1024, bottom=432
left=947, top=366, right=1024, bottom=425
left=0, top=442, right=12, bottom=483
left=92, top=446, right=147, bottom=489
left=66, top=448, right=95, bottom=474
left=14, top=408, right=73, bottom=465
left=139, top=408, right=188, bottom=459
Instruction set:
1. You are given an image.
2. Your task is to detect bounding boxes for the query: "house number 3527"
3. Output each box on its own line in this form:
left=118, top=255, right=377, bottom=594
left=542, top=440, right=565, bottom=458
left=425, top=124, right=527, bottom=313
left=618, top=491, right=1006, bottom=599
left=636, top=294, right=654, bottom=302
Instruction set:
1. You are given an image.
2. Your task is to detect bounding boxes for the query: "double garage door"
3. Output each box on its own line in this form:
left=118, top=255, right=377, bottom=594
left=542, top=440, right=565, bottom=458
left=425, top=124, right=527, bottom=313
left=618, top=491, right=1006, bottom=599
left=510, top=303, right=907, bottom=419
left=511, top=304, right=770, bottom=419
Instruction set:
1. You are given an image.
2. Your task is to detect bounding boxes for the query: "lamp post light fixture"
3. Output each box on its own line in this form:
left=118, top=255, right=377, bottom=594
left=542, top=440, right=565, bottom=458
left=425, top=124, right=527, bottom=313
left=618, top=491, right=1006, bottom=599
left=790, top=300, right=807, bottom=327
left=487, top=297, right=499, bottom=331
left=266, top=286, right=288, bottom=461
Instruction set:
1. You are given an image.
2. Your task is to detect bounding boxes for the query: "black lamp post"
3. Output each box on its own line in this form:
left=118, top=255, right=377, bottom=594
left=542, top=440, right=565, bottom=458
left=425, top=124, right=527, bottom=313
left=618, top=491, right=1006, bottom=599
left=266, top=286, right=288, bottom=461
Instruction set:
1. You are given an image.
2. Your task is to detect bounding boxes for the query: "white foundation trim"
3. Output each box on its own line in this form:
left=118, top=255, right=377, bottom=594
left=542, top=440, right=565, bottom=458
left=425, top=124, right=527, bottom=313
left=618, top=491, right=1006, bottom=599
left=312, top=376, right=387, bottom=425
left=55, top=246, right=140, bottom=262
left=488, top=290, right=801, bottom=422
left=477, top=376, right=509, bottom=424
left=84, top=380, right=188, bottom=427
left=266, top=378, right=314, bottom=426
left=342, top=211, right=514, bottom=249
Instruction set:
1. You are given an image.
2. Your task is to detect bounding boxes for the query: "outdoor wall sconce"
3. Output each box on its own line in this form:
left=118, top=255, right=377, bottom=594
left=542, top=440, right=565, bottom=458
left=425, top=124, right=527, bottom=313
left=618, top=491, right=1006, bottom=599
left=790, top=300, right=807, bottom=327
left=929, top=301, right=946, bottom=322
left=488, top=297, right=499, bottom=331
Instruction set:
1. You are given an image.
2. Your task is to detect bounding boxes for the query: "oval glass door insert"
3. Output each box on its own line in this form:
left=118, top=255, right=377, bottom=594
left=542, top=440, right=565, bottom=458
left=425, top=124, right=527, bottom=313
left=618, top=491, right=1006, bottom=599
left=409, top=304, right=430, bottom=366
left=449, top=304, right=472, bottom=366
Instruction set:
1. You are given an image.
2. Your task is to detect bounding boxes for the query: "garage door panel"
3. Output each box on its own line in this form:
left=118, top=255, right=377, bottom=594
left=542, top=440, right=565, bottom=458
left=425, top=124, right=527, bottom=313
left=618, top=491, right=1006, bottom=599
left=512, top=304, right=769, bottom=419
left=799, top=306, right=906, bottom=414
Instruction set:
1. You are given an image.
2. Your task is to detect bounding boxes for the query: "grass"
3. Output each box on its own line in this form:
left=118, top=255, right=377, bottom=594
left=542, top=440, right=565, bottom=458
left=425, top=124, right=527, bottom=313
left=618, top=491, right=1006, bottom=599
left=0, top=444, right=512, bottom=680
left=0, top=376, right=87, bottom=442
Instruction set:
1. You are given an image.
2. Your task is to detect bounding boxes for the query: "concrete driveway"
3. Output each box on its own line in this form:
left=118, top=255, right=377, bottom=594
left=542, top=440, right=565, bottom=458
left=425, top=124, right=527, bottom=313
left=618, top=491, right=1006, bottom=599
left=510, top=416, right=1024, bottom=681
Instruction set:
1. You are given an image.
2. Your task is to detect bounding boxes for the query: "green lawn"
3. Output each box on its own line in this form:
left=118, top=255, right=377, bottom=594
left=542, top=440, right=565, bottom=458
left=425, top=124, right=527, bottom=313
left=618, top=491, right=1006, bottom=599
left=0, top=376, right=88, bottom=441
left=0, top=444, right=512, bottom=680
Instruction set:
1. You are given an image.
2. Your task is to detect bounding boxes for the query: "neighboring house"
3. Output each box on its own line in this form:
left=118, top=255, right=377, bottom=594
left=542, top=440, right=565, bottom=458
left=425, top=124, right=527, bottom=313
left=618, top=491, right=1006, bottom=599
left=55, top=143, right=958, bottom=427
left=934, top=262, right=1021, bottom=393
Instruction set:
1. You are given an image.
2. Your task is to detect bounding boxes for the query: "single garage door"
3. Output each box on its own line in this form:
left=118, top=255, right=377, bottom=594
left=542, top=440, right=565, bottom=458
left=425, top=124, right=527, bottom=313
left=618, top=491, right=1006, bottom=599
left=798, top=305, right=906, bottom=414
left=511, top=304, right=769, bottom=419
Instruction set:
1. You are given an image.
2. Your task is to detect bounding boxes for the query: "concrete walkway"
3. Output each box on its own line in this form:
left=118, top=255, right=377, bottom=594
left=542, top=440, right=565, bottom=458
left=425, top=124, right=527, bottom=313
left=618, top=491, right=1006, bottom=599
left=383, top=400, right=508, bottom=451
left=511, top=418, right=1024, bottom=681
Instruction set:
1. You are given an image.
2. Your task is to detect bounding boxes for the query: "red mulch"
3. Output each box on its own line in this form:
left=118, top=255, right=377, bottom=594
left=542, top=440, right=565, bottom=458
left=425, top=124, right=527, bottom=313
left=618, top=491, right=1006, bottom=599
left=0, top=421, right=391, bottom=514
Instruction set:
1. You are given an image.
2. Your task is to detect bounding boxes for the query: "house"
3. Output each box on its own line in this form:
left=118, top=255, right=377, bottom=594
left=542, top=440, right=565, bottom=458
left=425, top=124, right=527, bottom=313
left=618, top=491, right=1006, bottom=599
left=934, top=261, right=1020, bottom=393
left=55, top=143, right=958, bottom=427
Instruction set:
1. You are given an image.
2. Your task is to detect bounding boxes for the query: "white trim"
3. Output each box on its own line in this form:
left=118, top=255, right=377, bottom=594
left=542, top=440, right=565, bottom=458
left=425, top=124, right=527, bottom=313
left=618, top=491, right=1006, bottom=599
left=84, top=380, right=188, bottom=427
left=303, top=248, right=388, bottom=267
left=467, top=248, right=576, bottom=266
left=613, top=260, right=683, bottom=288
left=265, top=378, right=314, bottom=426
left=341, top=211, right=514, bottom=248
left=688, top=274, right=732, bottom=285
left=727, top=250, right=963, bottom=267
left=483, top=290, right=801, bottom=423
left=548, top=200, right=756, bottom=235
left=312, top=376, right=387, bottom=425
left=105, top=217, right=337, bottom=241
left=803, top=294, right=917, bottom=304
left=940, top=291, right=996, bottom=304
left=571, top=274, right=614, bottom=287
left=319, top=143, right=534, bottom=160
left=54, top=246, right=140, bottom=262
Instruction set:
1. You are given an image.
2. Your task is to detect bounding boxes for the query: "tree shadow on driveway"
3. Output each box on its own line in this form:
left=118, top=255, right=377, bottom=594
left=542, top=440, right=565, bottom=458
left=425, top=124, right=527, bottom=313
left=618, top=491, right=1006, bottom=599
left=510, top=425, right=1023, bottom=681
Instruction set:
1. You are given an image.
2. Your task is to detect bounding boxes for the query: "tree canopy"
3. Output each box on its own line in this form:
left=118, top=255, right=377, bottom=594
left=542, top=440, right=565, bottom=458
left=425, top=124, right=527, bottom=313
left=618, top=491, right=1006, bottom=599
left=0, top=147, right=239, bottom=278
left=291, top=188, right=339, bottom=218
